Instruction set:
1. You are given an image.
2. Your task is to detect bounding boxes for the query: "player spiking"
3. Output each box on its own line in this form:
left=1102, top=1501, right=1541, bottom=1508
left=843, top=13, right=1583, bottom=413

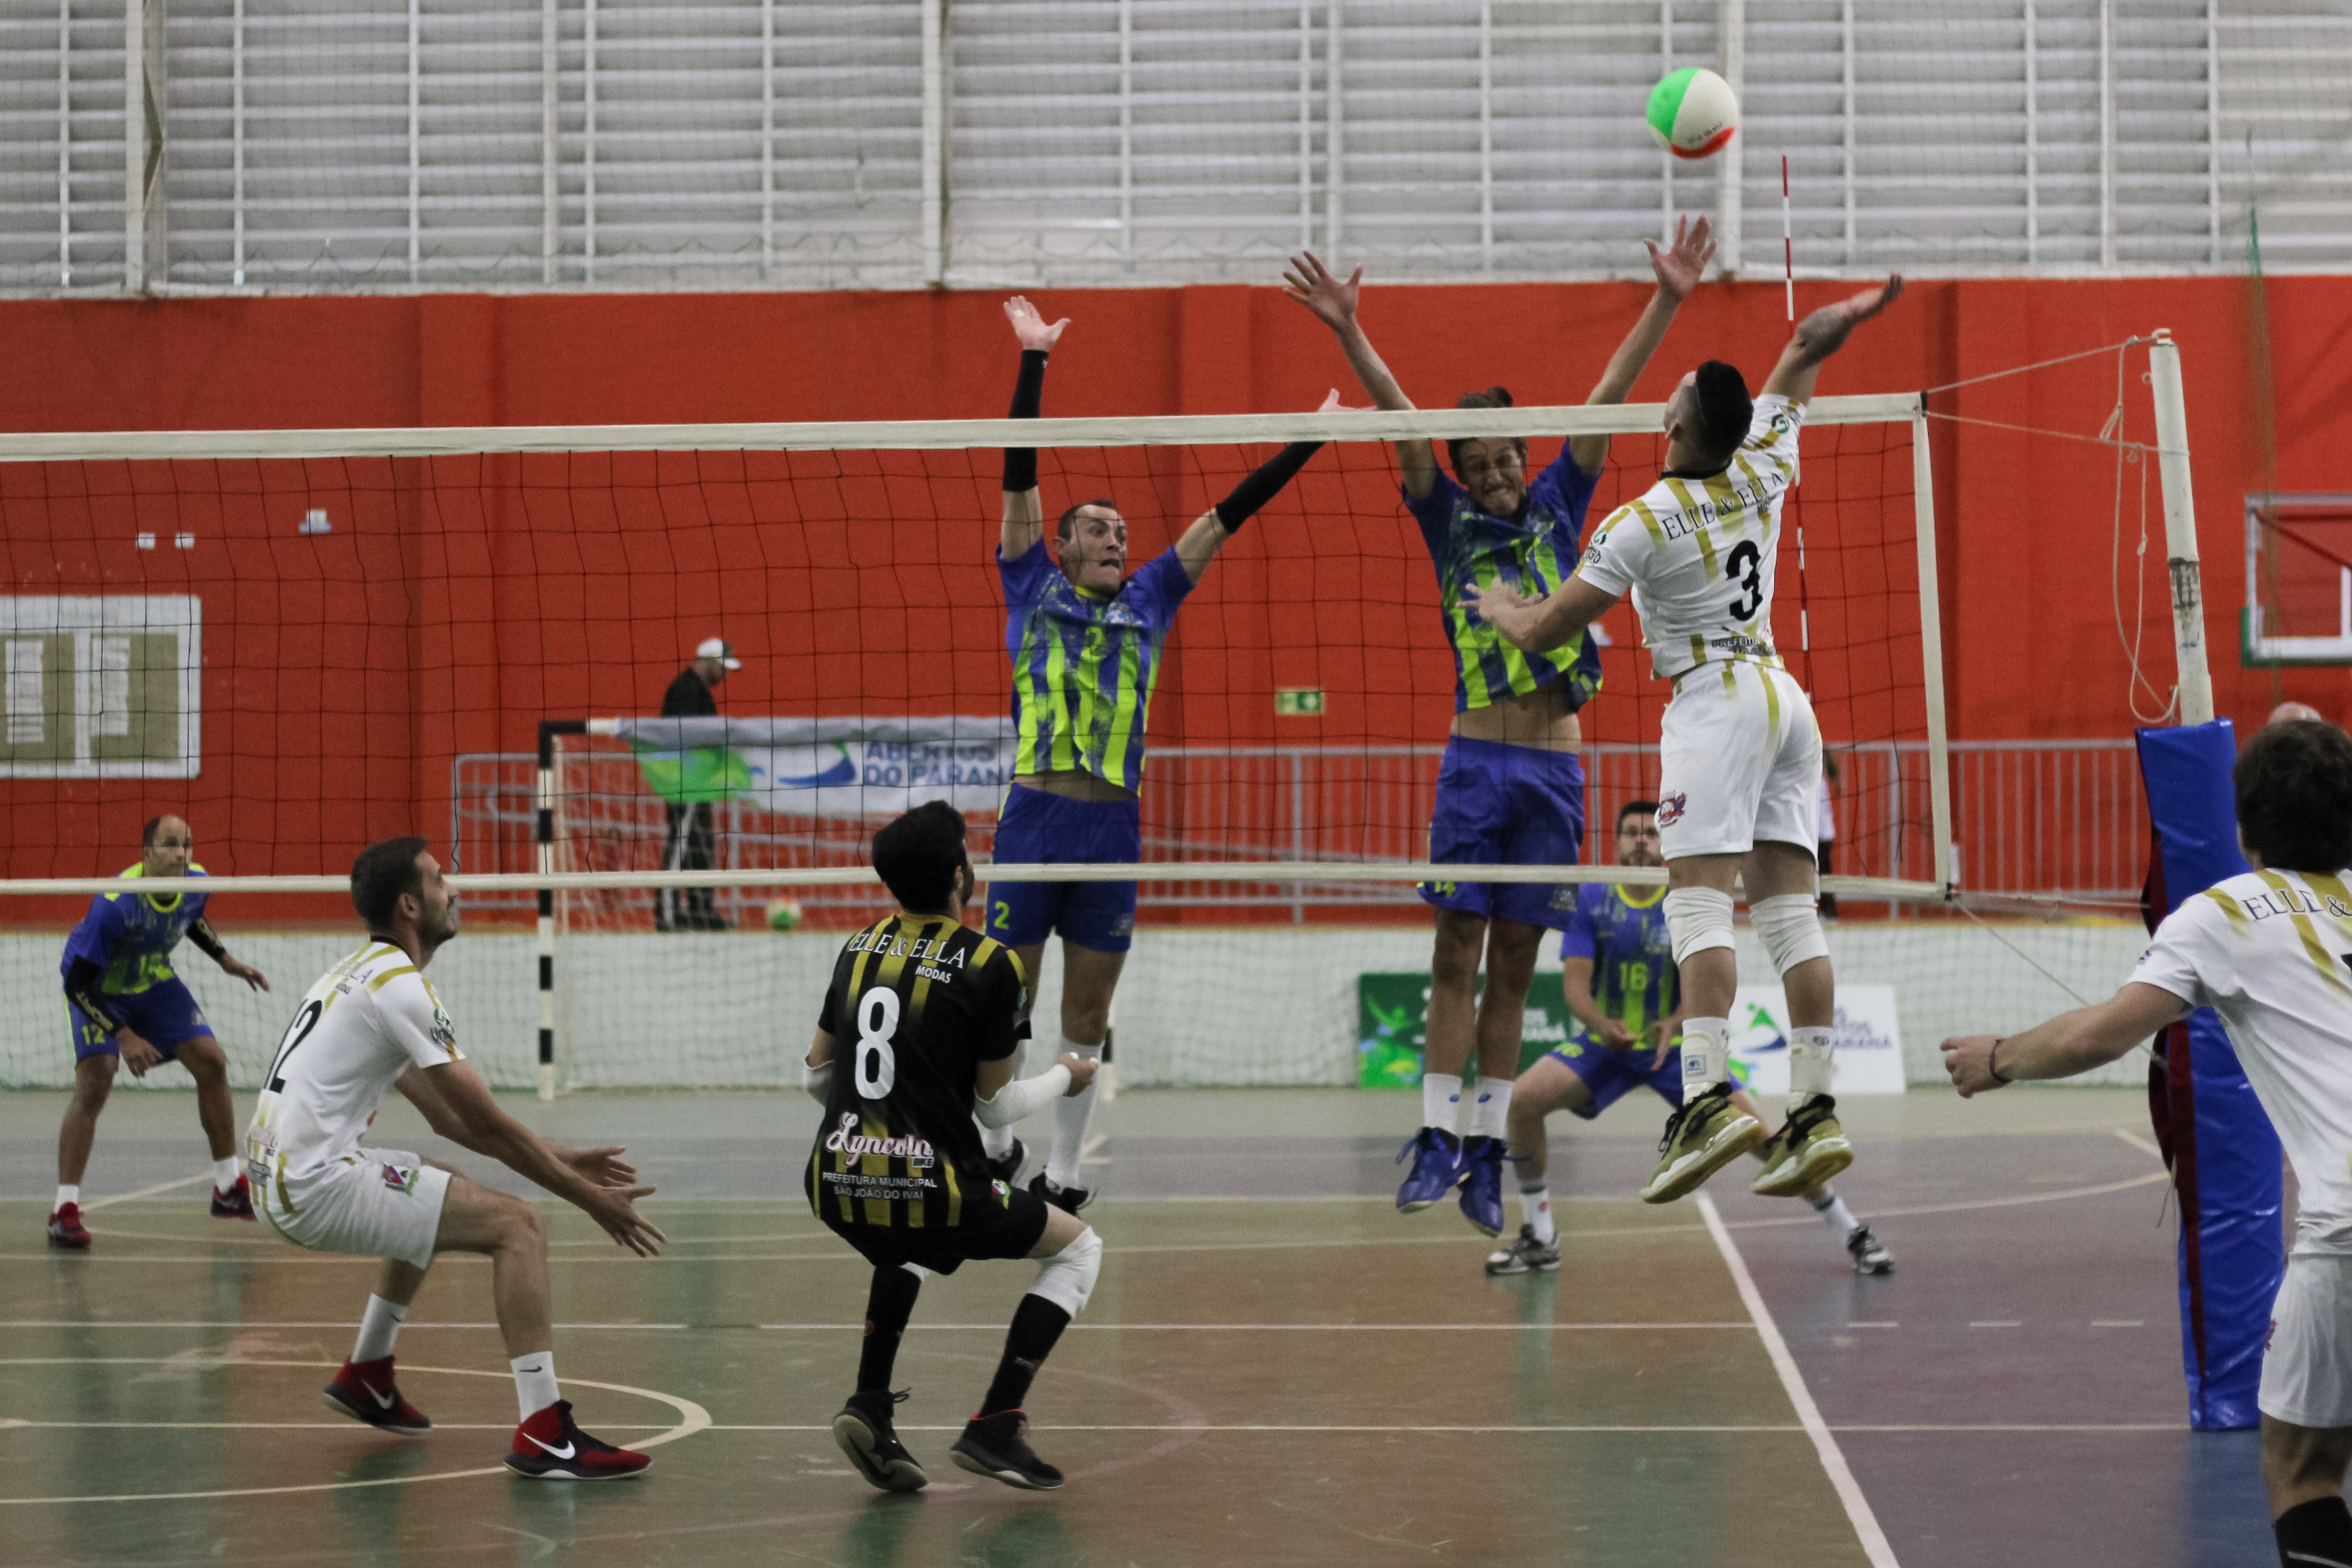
left=985, top=298, right=1327, bottom=1211
left=1942, top=720, right=2352, bottom=1568
left=810, top=801, right=1104, bottom=1492
left=245, top=837, right=665, bottom=1477
left=1473, top=275, right=1906, bottom=1205
left=1284, top=218, right=1714, bottom=1236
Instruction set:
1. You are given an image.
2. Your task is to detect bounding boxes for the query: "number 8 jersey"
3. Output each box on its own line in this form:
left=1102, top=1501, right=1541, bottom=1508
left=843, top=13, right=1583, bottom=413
left=808, top=912, right=1029, bottom=1233
left=1573, top=393, right=1804, bottom=683
left=243, top=940, right=464, bottom=1188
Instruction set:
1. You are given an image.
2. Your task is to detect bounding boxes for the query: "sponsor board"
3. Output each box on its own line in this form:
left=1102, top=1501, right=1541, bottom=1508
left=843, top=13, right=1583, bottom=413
left=1726, top=983, right=1905, bottom=1095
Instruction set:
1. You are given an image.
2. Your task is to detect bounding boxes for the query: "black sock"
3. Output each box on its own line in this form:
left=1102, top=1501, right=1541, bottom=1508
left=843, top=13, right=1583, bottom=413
left=856, top=1266, right=924, bottom=1395
left=2277, top=1496, right=2352, bottom=1567
left=979, top=1293, right=1073, bottom=1416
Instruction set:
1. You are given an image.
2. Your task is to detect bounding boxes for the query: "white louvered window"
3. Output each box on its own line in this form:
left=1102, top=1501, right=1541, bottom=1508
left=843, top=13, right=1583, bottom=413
left=0, top=1, right=2340, bottom=294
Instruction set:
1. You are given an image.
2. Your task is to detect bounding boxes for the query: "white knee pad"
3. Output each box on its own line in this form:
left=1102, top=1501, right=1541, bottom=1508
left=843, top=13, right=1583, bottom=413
left=1030, top=1226, right=1102, bottom=1317
left=1663, top=887, right=1737, bottom=967
left=1751, top=894, right=1829, bottom=977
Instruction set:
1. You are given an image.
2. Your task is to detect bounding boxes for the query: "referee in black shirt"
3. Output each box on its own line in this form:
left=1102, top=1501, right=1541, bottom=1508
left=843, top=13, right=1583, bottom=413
left=658, top=638, right=737, bottom=931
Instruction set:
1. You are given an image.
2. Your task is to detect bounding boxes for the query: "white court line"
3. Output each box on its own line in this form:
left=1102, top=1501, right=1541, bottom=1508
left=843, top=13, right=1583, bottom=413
left=0, top=1321, right=686, bottom=1331
left=1699, top=1193, right=1901, bottom=1568
left=1968, top=1321, right=2023, bottom=1329
left=83, top=1176, right=209, bottom=1211
left=0, top=1420, right=2190, bottom=1434
left=2111, top=1125, right=2167, bottom=1161
left=755, top=1321, right=1750, bottom=1332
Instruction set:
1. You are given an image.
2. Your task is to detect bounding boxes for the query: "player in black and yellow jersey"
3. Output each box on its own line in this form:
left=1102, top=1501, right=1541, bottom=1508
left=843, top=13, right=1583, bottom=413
left=805, top=801, right=1104, bottom=1494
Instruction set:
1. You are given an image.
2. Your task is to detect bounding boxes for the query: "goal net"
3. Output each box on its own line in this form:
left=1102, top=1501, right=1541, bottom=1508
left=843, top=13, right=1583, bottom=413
left=0, top=398, right=2153, bottom=1098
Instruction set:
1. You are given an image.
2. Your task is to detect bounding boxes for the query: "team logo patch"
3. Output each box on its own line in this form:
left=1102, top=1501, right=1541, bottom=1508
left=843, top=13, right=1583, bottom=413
left=993, top=1180, right=1011, bottom=1200
left=1657, top=792, right=1689, bottom=827
left=380, top=1163, right=418, bottom=1194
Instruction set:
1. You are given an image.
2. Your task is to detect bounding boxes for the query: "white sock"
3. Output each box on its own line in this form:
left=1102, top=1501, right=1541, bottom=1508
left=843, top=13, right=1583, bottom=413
left=511, top=1352, right=560, bottom=1421
left=1046, top=1035, right=1103, bottom=1191
left=1789, top=1026, right=1837, bottom=1101
left=1679, top=1019, right=1731, bottom=1095
left=212, top=1156, right=240, bottom=1191
left=54, top=1184, right=79, bottom=1210
left=352, top=1293, right=407, bottom=1363
left=1810, top=1186, right=1858, bottom=1236
left=1468, top=1077, right=1514, bottom=1140
left=1519, top=1182, right=1555, bottom=1245
left=1422, top=1073, right=1464, bottom=1136
left=978, top=1118, right=1015, bottom=1159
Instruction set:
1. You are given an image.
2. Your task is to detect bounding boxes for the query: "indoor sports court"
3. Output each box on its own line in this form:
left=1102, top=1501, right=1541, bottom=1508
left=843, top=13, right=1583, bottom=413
left=1, top=4, right=2346, bottom=1566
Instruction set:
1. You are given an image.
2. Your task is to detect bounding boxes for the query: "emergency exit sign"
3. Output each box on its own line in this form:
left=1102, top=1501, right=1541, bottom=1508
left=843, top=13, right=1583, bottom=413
left=1275, top=688, right=1325, bottom=716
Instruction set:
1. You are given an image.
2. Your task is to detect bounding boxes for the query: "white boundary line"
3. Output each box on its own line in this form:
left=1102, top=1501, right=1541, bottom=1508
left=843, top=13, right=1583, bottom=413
left=83, top=1175, right=209, bottom=1211
left=1699, top=1193, right=1902, bottom=1568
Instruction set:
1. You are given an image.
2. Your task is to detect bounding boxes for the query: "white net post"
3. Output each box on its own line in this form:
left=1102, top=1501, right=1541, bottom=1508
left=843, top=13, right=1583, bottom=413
left=2149, top=329, right=2215, bottom=726
left=1911, top=397, right=1955, bottom=892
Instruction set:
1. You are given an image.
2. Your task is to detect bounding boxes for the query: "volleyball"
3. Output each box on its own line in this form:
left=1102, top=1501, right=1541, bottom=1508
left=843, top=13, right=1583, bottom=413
left=1647, top=66, right=1739, bottom=160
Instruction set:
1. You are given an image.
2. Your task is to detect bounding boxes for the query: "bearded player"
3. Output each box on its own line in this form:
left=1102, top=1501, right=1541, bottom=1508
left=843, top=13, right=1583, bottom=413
left=246, top=837, right=665, bottom=1477
left=986, top=297, right=1326, bottom=1211
left=1473, top=275, right=1906, bottom=1206
left=1488, top=799, right=1891, bottom=1275
left=1283, top=218, right=1714, bottom=1236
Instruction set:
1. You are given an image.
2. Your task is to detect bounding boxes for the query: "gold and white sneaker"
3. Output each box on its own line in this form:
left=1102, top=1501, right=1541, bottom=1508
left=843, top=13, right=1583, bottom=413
left=1750, top=1096, right=1855, bottom=1197
left=1640, top=1084, right=1766, bottom=1205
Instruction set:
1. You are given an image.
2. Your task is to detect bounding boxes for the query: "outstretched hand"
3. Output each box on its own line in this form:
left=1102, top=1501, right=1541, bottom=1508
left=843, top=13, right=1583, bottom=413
left=1004, top=295, right=1070, bottom=352
left=221, top=958, right=269, bottom=993
left=583, top=1184, right=667, bottom=1257
left=1643, top=214, right=1714, bottom=301
left=1281, top=251, right=1362, bottom=331
left=1795, top=275, right=1906, bottom=357
left=559, top=1144, right=640, bottom=1189
left=1459, top=580, right=1542, bottom=650
left=1317, top=388, right=1368, bottom=413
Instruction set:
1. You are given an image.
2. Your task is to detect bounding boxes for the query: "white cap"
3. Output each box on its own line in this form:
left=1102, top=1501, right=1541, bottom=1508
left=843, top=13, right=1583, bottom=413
left=696, top=637, right=743, bottom=671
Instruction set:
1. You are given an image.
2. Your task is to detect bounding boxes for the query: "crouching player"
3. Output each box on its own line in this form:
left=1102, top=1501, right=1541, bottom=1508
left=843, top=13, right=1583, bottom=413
left=245, top=837, right=665, bottom=1477
left=810, top=801, right=1103, bottom=1493
left=1488, top=802, right=1891, bottom=1277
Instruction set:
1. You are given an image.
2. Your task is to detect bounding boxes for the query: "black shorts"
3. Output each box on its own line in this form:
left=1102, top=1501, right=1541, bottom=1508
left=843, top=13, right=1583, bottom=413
left=818, top=1185, right=1050, bottom=1276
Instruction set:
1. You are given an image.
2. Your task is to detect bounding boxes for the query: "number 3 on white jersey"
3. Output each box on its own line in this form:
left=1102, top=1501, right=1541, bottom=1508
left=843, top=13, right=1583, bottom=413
left=854, top=989, right=899, bottom=1098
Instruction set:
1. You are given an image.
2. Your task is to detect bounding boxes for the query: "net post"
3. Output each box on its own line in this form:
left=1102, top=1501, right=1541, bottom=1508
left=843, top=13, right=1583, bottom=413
left=2149, top=329, right=2215, bottom=725
left=1911, top=398, right=1955, bottom=893
left=536, top=719, right=586, bottom=1101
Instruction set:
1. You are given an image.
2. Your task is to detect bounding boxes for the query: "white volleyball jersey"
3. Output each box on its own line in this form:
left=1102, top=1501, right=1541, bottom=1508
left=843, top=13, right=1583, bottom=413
left=1573, top=392, right=1804, bottom=683
left=243, top=941, right=464, bottom=1185
left=2130, top=868, right=2352, bottom=1254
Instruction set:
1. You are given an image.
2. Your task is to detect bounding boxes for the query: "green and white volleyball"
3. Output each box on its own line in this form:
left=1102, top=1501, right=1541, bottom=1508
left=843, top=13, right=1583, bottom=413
left=1646, top=67, right=1739, bottom=160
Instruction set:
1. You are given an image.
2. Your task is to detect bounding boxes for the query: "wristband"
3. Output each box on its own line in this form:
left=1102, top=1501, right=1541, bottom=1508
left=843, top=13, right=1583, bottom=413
left=1987, top=1038, right=2011, bottom=1084
left=1002, top=349, right=1047, bottom=494
left=1214, top=441, right=1323, bottom=531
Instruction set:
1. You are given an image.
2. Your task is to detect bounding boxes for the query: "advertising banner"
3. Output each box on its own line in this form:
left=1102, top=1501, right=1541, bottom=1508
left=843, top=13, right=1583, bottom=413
left=609, top=716, right=1017, bottom=818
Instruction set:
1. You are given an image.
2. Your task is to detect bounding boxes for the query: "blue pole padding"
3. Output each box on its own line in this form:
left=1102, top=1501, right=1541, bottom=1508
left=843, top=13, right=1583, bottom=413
left=2136, top=719, right=2281, bottom=1432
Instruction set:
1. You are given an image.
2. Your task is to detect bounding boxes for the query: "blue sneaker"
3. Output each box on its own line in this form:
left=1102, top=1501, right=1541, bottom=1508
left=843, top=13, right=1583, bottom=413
left=1456, top=1136, right=1506, bottom=1237
left=1395, top=1128, right=1464, bottom=1213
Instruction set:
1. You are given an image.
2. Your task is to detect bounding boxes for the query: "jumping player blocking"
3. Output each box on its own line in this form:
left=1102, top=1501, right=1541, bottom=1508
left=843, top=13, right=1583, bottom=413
left=810, top=801, right=1104, bottom=1492
left=52, top=815, right=271, bottom=1248
left=246, top=837, right=665, bottom=1477
left=1942, top=720, right=2352, bottom=1568
left=988, top=296, right=1326, bottom=1211
left=1283, top=218, right=1715, bottom=1236
left=1473, top=275, right=1906, bottom=1205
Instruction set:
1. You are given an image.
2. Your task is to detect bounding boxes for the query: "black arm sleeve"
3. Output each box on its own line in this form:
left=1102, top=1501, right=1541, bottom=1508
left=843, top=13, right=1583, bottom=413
left=64, top=958, right=125, bottom=1034
left=187, top=918, right=227, bottom=963
left=1213, top=442, right=1324, bottom=531
left=1002, top=349, right=1048, bottom=494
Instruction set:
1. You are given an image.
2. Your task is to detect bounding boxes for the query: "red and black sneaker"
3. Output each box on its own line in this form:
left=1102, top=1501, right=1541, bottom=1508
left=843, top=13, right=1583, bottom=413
left=505, top=1400, right=651, bottom=1480
left=211, top=1175, right=257, bottom=1221
left=46, top=1203, right=90, bottom=1251
left=323, top=1356, right=431, bottom=1436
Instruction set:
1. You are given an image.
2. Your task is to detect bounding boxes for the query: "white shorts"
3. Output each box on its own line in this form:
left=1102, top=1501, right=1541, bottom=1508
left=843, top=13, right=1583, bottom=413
left=1656, top=663, right=1822, bottom=861
left=254, top=1149, right=452, bottom=1271
left=2261, top=1251, right=2352, bottom=1428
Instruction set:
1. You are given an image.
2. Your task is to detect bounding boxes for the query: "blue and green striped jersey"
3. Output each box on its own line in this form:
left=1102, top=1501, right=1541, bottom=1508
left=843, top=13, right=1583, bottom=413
left=58, top=861, right=212, bottom=996
left=999, top=540, right=1196, bottom=792
left=1560, top=882, right=1678, bottom=1043
left=1404, top=449, right=1605, bottom=714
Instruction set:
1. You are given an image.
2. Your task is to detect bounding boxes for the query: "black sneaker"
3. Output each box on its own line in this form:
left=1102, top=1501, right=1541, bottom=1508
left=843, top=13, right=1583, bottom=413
left=503, top=1399, right=651, bottom=1479
left=832, top=1389, right=927, bottom=1492
left=1483, top=1224, right=1562, bottom=1276
left=1027, top=1172, right=1091, bottom=1214
left=1846, top=1224, right=1894, bottom=1276
left=211, top=1174, right=257, bottom=1221
left=983, top=1137, right=1026, bottom=1187
left=949, top=1409, right=1063, bottom=1491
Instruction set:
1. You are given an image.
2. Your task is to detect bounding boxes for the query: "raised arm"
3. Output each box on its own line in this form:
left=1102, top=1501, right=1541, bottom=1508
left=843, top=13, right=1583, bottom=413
left=1001, top=296, right=1069, bottom=559
left=1170, top=392, right=1337, bottom=583
left=1569, top=215, right=1714, bottom=474
left=1282, top=252, right=1438, bottom=500
left=1760, top=276, right=1906, bottom=407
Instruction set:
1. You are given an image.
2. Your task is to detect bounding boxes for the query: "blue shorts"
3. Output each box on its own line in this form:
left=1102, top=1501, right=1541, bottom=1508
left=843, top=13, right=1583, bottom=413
left=68, top=977, right=212, bottom=1062
left=987, top=783, right=1142, bottom=954
left=1548, top=1040, right=1684, bottom=1120
left=1418, top=736, right=1587, bottom=930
